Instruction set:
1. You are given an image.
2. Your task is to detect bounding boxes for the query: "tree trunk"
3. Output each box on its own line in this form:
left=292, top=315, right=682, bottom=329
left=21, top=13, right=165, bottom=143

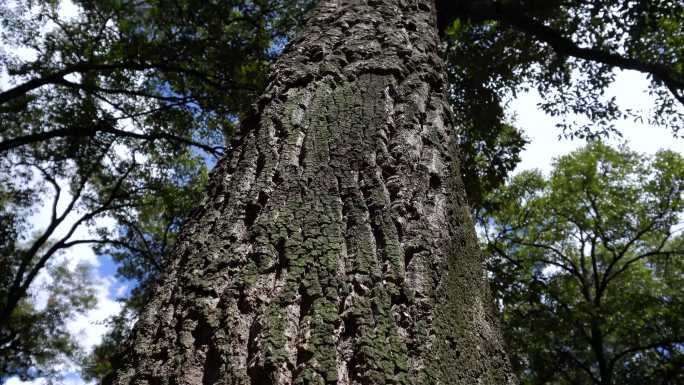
left=106, top=1, right=514, bottom=384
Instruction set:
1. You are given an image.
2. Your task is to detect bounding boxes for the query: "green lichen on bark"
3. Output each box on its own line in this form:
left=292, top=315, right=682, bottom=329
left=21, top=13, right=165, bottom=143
left=105, top=1, right=514, bottom=384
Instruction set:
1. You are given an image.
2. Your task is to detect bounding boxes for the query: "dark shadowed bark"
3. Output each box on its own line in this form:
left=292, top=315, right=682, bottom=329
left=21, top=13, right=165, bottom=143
left=106, top=1, right=514, bottom=384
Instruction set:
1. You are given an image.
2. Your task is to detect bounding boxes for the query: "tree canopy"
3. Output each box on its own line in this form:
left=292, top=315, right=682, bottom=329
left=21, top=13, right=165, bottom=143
left=1, top=261, right=96, bottom=380
left=440, top=0, right=684, bottom=137
left=0, top=0, right=683, bottom=382
left=481, top=142, right=684, bottom=385
left=0, top=0, right=313, bottom=378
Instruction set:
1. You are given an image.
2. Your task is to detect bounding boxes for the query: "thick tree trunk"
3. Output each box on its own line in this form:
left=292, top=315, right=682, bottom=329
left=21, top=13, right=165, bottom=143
left=107, top=1, right=513, bottom=384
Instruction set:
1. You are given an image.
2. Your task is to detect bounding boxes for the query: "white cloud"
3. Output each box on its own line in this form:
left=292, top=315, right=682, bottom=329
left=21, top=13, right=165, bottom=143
left=114, top=282, right=130, bottom=298
left=4, top=377, right=48, bottom=385
left=5, top=373, right=92, bottom=385
left=67, top=274, right=123, bottom=352
left=8, top=247, right=122, bottom=385
left=58, top=0, right=79, bottom=21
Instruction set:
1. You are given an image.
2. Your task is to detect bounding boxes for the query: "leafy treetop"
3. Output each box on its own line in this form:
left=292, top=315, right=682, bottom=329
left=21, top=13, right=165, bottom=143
left=481, top=142, right=684, bottom=385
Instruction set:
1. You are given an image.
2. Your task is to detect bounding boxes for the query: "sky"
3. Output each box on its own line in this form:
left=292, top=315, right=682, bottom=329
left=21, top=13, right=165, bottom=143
left=513, top=69, right=683, bottom=175
left=1, top=2, right=683, bottom=385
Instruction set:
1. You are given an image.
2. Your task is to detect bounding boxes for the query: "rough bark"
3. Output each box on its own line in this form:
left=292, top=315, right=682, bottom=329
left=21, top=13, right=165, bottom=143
left=106, top=1, right=514, bottom=384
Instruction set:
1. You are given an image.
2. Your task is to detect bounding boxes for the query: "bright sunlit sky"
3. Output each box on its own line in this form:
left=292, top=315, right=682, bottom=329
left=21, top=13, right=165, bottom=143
left=1, top=2, right=682, bottom=385
left=513, top=69, right=683, bottom=174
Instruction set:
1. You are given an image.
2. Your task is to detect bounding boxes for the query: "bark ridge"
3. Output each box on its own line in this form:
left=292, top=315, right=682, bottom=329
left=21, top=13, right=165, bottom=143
left=107, top=1, right=514, bottom=384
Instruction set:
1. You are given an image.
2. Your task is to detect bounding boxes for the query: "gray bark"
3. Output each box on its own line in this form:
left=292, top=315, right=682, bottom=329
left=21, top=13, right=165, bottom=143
left=106, top=1, right=514, bottom=384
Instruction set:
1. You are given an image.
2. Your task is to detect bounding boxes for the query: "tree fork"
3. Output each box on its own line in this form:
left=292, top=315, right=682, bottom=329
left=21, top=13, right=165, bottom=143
left=106, top=1, right=513, bottom=384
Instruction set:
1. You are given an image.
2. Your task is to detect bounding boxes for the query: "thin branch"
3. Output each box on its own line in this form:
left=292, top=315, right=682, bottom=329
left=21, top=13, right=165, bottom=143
left=61, top=238, right=149, bottom=257
left=558, top=348, right=600, bottom=384
left=607, top=247, right=683, bottom=285
left=505, top=14, right=684, bottom=105
left=126, top=221, right=163, bottom=271
left=0, top=122, right=225, bottom=155
left=609, top=337, right=684, bottom=371
left=5, top=160, right=92, bottom=309
left=500, top=236, right=582, bottom=277
left=0, top=60, right=222, bottom=105
left=446, top=1, right=684, bottom=106
left=18, top=162, right=136, bottom=296
left=599, top=188, right=676, bottom=293
left=32, top=164, right=62, bottom=223
left=54, top=78, right=200, bottom=104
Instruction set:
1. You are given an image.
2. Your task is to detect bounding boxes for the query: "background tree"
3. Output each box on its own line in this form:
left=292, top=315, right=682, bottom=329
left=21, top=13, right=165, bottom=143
left=441, top=0, right=684, bottom=138
left=0, top=0, right=312, bottom=379
left=1, top=0, right=683, bottom=381
left=480, top=142, right=684, bottom=385
left=0, top=260, right=96, bottom=381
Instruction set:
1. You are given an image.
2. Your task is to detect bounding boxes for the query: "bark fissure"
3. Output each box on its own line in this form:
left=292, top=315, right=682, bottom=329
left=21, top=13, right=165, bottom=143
left=106, top=1, right=514, bottom=384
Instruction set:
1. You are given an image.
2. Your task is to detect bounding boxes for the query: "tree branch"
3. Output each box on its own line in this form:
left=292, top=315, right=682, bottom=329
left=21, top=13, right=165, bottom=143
left=0, top=122, right=224, bottom=155
left=609, top=337, right=684, bottom=371
left=0, top=61, right=222, bottom=106
left=18, top=162, right=137, bottom=297
left=54, top=78, right=200, bottom=104
left=442, top=0, right=684, bottom=106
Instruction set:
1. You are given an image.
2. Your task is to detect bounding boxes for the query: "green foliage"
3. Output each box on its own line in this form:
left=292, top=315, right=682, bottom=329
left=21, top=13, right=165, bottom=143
left=445, top=19, right=530, bottom=210
left=0, top=0, right=313, bottom=380
left=96, top=151, right=210, bottom=311
left=0, top=261, right=96, bottom=382
left=444, top=0, right=684, bottom=140
left=1, top=0, right=684, bottom=381
left=480, top=142, right=684, bottom=384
